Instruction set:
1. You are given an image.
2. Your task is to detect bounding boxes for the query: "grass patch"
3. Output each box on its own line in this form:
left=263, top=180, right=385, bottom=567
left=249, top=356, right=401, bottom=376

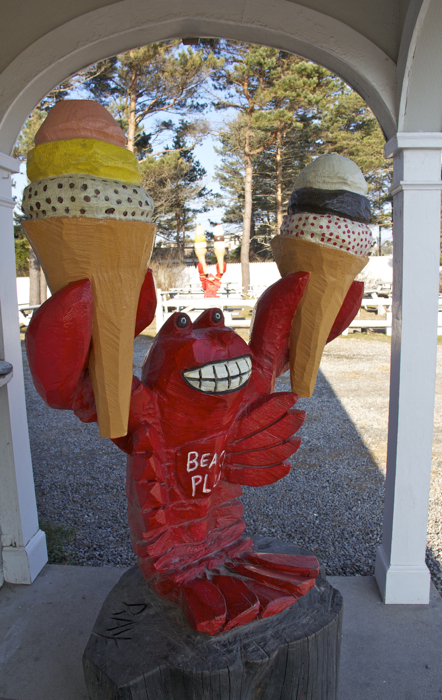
left=40, top=520, right=76, bottom=564
left=138, top=320, right=157, bottom=338
left=232, top=328, right=250, bottom=342
left=339, top=331, right=391, bottom=343
left=341, top=332, right=442, bottom=344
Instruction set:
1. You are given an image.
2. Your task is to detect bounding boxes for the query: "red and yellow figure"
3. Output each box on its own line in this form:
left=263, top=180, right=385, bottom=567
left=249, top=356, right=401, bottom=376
left=213, top=223, right=226, bottom=270
left=24, top=144, right=367, bottom=637
left=195, top=223, right=227, bottom=298
left=25, top=266, right=363, bottom=635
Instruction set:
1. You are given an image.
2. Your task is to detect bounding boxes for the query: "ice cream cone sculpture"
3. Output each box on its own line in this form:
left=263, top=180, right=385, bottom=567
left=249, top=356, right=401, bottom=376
left=213, top=223, right=226, bottom=270
left=194, top=224, right=227, bottom=297
left=21, top=100, right=156, bottom=438
left=194, top=224, right=207, bottom=273
left=271, top=154, right=372, bottom=397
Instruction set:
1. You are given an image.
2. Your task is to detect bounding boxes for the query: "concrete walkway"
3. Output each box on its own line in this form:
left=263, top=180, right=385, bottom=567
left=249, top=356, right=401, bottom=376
left=0, top=565, right=441, bottom=700
left=329, top=576, right=442, bottom=700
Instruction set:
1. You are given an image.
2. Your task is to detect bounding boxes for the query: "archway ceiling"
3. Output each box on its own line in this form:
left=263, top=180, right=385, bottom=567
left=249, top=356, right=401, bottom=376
left=0, top=0, right=439, bottom=152
left=0, top=0, right=408, bottom=74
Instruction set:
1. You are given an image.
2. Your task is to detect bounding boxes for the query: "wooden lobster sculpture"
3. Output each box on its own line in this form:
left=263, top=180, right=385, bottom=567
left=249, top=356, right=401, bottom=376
left=26, top=270, right=362, bottom=635
left=198, top=261, right=226, bottom=298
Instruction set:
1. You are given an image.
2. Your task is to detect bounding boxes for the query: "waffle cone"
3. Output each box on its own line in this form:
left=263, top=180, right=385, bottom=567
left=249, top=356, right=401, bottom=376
left=195, top=246, right=207, bottom=273
left=22, top=217, right=156, bottom=438
left=271, top=235, right=367, bottom=397
left=215, top=246, right=225, bottom=269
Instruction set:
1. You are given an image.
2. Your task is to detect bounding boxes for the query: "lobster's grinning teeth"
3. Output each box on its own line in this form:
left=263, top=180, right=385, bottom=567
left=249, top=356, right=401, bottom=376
left=182, top=355, right=252, bottom=394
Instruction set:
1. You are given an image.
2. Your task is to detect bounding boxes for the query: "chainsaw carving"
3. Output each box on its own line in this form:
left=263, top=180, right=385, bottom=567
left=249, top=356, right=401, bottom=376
left=194, top=223, right=227, bottom=297
left=24, top=125, right=370, bottom=636
left=26, top=268, right=363, bottom=634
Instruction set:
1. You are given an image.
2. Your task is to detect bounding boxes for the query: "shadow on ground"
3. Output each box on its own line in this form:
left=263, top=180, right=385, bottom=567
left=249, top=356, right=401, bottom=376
left=427, top=545, right=442, bottom=589
left=242, top=368, right=385, bottom=576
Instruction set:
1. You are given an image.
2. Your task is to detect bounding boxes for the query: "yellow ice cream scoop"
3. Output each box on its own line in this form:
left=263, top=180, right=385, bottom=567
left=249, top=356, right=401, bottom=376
left=194, top=223, right=206, bottom=243
left=27, top=138, right=141, bottom=184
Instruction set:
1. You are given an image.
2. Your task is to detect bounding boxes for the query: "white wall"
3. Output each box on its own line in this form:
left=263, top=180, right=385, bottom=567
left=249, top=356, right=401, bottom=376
left=176, top=258, right=394, bottom=290
left=16, top=277, right=50, bottom=306
left=177, top=262, right=281, bottom=290
left=16, top=277, right=30, bottom=305
left=360, top=256, right=393, bottom=285
left=19, top=259, right=395, bottom=301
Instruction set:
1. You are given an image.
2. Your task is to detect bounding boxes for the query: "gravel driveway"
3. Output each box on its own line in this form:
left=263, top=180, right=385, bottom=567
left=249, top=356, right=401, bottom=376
left=22, top=334, right=442, bottom=594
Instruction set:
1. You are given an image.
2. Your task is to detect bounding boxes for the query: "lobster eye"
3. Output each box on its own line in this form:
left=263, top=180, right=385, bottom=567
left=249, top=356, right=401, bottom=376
left=212, top=310, right=223, bottom=323
left=176, top=314, right=190, bottom=329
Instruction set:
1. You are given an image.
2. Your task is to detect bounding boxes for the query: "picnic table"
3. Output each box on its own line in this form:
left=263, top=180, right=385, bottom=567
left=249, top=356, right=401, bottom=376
left=17, top=289, right=442, bottom=337
left=156, top=290, right=257, bottom=329
left=360, top=291, right=392, bottom=316
left=18, top=305, right=40, bottom=327
left=168, top=282, right=245, bottom=298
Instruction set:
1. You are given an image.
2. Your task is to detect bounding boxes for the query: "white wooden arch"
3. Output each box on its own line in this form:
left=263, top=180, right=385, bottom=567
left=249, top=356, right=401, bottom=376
left=397, top=0, right=442, bottom=132
left=0, top=0, right=398, bottom=154
left=0, top=0, right=441, bottom=603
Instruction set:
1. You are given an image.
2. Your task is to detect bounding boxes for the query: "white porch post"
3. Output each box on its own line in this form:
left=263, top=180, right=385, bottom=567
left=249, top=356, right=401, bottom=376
left=375, top=133, right=442, bottom=604
left=0, top=152, right=47, bottom=585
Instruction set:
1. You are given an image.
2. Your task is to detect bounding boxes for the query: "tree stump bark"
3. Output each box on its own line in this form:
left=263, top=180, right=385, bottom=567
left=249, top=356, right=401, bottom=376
left=83, top=538, right=343, bottom=700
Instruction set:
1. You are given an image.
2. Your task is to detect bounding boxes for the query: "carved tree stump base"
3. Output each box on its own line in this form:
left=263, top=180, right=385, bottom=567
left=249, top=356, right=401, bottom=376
left=83, top=538, right=343, bottom=700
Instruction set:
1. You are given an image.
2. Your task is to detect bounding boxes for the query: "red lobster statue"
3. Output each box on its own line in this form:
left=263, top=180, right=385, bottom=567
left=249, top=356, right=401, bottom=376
left=198, top=261, right=226, bottom=298
left=26, top=270, right=362, bottom=635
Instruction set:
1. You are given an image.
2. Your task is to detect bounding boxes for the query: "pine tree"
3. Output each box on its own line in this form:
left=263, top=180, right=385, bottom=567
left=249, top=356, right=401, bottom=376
left=215, top=73, right=392, bottom=257
left=13, top=209, right=29, bottom=277
left=84, top=43, right=220, bottom=155
left=211, top=42, right=330, bottom=290
left=141, top=121, right=214, bottom=254
left=320, top=84, right=392, bottom=246
left=214, top=108, right=321, bottom=257
left=250, top=111, right=323, bottom=237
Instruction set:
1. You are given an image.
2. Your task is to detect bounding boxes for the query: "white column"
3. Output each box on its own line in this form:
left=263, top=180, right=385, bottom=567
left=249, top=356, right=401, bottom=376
left=0, top=152, right=47, bottom=585
left=375, top=133, right=442, bottom=604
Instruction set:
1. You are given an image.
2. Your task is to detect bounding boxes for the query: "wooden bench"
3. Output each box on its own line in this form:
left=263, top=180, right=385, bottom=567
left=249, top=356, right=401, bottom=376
left=346, top=310, right=442, bottom=336
left=156, top=290, right=258, bottom=329
left=18, top=304, right=40, bottom=327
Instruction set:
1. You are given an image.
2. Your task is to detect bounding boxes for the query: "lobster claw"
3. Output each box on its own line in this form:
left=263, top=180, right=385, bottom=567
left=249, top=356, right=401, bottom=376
left=26, top=279, right=93, bottom=409
left=135, top=268, right=157, bottom=337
